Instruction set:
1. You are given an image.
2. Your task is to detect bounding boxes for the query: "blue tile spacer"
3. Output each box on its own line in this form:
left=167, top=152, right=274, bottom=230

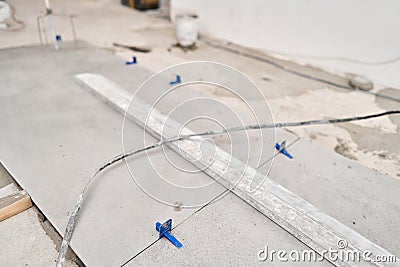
left=155, top=219, right=183, bottom=248
left=169, top=75, right=181, bottom=85
left=126, top=56, right=137, bottom=65
left=275, top=140, right=293, bottom=159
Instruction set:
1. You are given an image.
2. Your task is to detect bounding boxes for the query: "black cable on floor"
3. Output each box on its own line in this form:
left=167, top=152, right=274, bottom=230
left=180, top=110, right=400, bottom=139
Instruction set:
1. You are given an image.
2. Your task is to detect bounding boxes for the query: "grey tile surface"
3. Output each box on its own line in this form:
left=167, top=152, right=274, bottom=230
left=268, top=138, right=400, bottom=256
left=129, top=193, right=332, bottom=267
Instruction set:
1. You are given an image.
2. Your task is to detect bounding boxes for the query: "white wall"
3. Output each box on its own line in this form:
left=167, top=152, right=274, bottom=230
left=171, top=0, right=400, bottom=88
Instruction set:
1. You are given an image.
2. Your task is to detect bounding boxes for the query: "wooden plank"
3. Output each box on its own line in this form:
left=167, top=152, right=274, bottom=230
left=76, top=73, right=398, bottom=267
left=0, top=190, right=32, bottom=222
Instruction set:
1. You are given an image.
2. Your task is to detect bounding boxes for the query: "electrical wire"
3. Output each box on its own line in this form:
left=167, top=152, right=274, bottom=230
left=178, top=110, right=400, bottom=139
left=201, top=39, right=400, bottom=103
left=56, top=110, right=400, bottom=266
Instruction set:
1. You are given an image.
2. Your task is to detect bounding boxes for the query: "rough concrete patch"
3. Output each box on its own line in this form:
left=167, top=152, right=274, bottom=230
left=0, top=208, right=78, bottom=267
left=0, top=164, right=82, bottom=266
left=0, top=183, right=19, bottom=198
left=309, top=133, right=317, bottom=140
left=0, top=163, right=14, bottom=188
left=131, top=27, right=176, bottom=48
left=268, top=87, right=399, bottom=177
left=375, top=88, right=400, bottom=128
left=334, top=138, right=357, bottom=160
left=337, top=123, right=400, bottom=154
left=375, top=151, right=390, bottom=160
left=170, top=42, right=198, bottom=52
left=333, top=122, right=400, bottom=178
left=39, top=218, right=84, bottom=267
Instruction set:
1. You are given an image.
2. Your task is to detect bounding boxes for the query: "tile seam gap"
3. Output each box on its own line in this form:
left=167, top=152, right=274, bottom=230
left=119, top=189, right=229, bottom=266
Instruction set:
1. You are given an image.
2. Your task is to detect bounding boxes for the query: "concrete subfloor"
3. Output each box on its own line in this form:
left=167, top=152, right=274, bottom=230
left=0, top=165, right=79, bottom=267
left=0, top=207, right=78, bottom=267
left=0, top=1, right=399, bottom=266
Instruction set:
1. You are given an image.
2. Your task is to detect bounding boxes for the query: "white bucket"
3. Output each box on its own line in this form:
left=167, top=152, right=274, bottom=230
left=175, top=13, right=199, bottom=47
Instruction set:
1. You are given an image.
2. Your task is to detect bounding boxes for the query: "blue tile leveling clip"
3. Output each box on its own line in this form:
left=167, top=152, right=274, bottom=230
left=275, top=140, right=293, bottom=159
left=156, top=219, right=183, bottom=248
left=169, top=75, right=181, bottom=85
left=126, top=56, right=137, bottom=65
